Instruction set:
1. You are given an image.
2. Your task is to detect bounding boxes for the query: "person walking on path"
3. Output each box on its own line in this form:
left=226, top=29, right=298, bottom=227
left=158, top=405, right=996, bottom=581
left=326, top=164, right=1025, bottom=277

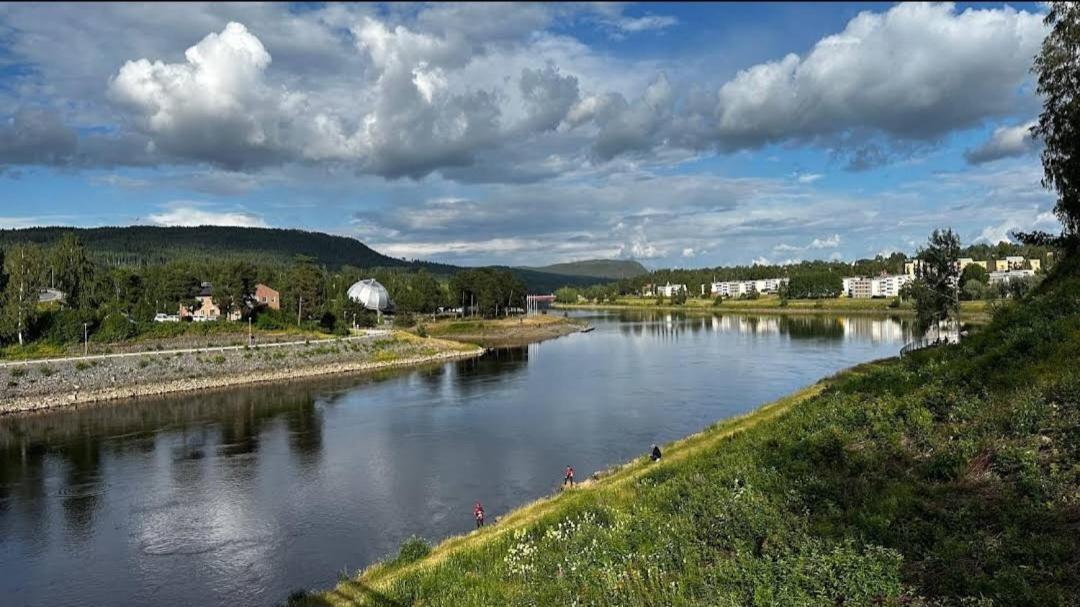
left=474, top=502, right=485, bottom=528
left=650, top=444, right=662, bottom=462
left=563, top=465, right=575, bottom=488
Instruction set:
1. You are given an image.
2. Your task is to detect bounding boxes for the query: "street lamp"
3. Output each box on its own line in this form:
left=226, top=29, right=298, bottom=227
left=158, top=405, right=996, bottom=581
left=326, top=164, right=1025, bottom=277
left=83, top=322, right=88, bottom=356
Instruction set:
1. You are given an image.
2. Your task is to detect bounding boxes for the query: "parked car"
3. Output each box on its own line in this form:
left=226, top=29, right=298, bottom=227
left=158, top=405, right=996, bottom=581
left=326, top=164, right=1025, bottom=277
left=153, top=313, right=180, bottom=323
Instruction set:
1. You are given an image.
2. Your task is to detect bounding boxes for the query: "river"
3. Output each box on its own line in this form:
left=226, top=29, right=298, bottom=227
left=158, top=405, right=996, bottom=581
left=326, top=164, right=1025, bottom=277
left=0, top=310, right=916, bottom=607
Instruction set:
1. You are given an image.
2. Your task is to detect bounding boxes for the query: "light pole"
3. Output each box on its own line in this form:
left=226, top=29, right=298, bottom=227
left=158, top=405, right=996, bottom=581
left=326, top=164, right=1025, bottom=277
left=248, top=316, right=253, bottom=346
left=83, top=322, right=88, bottom=356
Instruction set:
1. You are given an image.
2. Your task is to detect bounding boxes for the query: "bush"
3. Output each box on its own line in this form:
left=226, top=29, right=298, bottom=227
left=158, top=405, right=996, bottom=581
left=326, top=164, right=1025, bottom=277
left=391, top=536, right=431, bottom=567
left=94, top=312, right=136, bottom=342
left=255, top=309, right=288, bottom=331
left=38, top=308, right=97, bottom=346
left=394, top=312, right=415, bottom=328
left=416, top=322, right=429, bottom=338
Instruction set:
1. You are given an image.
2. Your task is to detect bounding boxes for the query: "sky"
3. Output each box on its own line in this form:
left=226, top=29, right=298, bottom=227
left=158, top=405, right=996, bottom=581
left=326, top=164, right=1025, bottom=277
left=0, top=1, right=1063, bottom=269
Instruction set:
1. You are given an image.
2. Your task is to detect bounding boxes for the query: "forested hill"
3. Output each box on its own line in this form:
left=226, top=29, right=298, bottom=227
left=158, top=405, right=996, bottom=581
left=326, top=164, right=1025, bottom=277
left=0, top=226, right=599, bottom=293
left=523, top=259, right=649, bottom=280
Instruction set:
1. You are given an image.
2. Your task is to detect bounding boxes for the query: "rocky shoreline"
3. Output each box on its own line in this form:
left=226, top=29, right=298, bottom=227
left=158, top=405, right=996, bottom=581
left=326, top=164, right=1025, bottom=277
left=0, top=333, right=482, bottom=416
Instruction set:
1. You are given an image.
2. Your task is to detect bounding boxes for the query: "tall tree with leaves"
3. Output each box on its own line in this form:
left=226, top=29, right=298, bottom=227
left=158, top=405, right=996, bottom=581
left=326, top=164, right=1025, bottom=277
left=50, top=232, right=95, bottom=308
left=912, top=229, right=961, bottom=334
left=1032, top=2, right=1080, bottom=245
left=2, top=243, right=44, bottom=346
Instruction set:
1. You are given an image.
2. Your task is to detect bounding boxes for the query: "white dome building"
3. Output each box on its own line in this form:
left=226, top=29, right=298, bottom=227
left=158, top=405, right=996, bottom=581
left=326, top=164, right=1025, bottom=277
left=347, top=279, right=393, bottom=312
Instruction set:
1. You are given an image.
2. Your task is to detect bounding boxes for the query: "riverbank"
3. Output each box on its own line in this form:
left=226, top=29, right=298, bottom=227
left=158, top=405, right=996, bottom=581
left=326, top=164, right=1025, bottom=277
left=556, top=295, right=992, bottom=321
left=297, top=259, right=1080, bottom=606
left=418, top=314, right=586, bottom=347
left=0, top=332, right=482, bottom=415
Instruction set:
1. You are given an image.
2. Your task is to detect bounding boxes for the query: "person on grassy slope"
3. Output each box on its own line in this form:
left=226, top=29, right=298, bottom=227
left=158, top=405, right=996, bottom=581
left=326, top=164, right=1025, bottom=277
left=563, top=465, right=575, bottom=488
left=473, top=502, right=485, bottom=528
left=650, top=444, right=662, bottom=461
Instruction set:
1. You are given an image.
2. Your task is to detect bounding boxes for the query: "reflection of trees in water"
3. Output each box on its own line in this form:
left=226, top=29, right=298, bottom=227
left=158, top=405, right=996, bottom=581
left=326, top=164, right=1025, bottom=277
left=0, top=381, right=342, bottom=526
left=284, top=396, right=323, bottom=467
left=779, top=316, right=845, bottom=340
left=58, top=432, right=104, bottom=541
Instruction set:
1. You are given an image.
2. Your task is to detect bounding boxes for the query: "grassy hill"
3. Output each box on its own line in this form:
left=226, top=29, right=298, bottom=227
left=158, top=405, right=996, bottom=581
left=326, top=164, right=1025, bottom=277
left=296, top=255, right=1080, bottom=606
left=0, top=226, right=600, bottom=293
left=523, top=258, right=649, bottom=280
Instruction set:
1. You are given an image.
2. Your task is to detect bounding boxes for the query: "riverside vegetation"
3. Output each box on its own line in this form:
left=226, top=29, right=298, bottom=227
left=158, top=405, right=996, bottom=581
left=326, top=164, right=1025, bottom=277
left=294, top=254, right=1080, bottom=606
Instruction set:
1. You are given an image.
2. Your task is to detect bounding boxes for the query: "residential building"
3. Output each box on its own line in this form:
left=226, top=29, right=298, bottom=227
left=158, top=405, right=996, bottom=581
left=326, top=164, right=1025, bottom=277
left=1029, top=258, right=1041, bottom=272
left=656, top=283, right=687, bottom=297
left=179, top=282, right=221, bottom=322
left=841, top=277, right=859, bottom=297
left=904, top=259, right=926, bottom=277
left=255, top=283, right=280, bottom=310
left=956, top=258, right=987, bottom=272
left=994, top=256, right=1027, bottom=272
left=848, top=274, right=913, bottom=299
left=989, top=269, right=1035, bottom=284
left=709, top=277, right=788, bottom=297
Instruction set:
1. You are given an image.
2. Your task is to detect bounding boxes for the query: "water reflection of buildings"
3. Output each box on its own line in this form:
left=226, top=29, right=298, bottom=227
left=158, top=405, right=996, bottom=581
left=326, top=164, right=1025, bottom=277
left=612, top=311, right=911, bottom=343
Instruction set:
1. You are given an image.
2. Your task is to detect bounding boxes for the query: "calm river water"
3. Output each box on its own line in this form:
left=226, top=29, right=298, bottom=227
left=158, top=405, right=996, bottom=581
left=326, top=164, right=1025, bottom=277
left=0, top=310, right=915, bottom=607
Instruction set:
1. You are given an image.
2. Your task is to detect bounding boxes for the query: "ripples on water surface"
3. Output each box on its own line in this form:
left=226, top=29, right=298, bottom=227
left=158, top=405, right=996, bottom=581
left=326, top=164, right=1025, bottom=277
left=0, top=310, right=915, bottom=607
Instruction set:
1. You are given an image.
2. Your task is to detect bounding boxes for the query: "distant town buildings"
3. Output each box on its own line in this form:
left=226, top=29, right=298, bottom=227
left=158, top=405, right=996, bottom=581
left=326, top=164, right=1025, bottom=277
left=171, top=281, right=281, bottom=322
left=710, top=278, right=788, bottom=297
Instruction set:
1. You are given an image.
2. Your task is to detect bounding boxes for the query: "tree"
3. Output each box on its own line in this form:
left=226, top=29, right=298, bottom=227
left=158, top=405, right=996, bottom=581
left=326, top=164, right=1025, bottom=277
left=959, top=263, right=989, bottom=286
left=214, top=260, right=257, bottom=320
left=285, top=259, right=325, bottom=323
left=1032, top=2, right=1080, bottom=243
left=912, top=229, right=961, bottom=334
left=962, top=279, right=988, bottom=301
left=49, top=232, right=96, bottom=308
left=554, top=287, right=580, bottom=304
left=2, top=243, right=45, bottom=346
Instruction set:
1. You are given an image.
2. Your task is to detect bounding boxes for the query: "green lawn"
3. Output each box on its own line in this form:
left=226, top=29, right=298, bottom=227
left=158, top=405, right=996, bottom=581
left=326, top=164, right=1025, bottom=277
left=295, top=256, right=1080, bottom=606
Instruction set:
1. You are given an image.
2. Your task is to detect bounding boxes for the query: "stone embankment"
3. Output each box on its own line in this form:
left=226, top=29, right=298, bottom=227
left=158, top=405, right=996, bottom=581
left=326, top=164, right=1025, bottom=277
left=0, top=333, right=482, bottom=415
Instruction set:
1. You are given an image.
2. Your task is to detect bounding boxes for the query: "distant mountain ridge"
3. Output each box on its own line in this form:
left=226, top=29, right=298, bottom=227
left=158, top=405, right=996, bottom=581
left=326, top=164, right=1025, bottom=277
left=523, top=258, right=649, bottom=280
left=0, top=225, right=602, bottom=293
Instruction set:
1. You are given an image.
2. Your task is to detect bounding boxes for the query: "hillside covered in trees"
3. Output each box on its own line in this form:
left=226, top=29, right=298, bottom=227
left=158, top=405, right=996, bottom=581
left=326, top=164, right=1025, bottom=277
left=0, top=226, right=602, bottom=295
left=523, top=259, right=649, bottom=280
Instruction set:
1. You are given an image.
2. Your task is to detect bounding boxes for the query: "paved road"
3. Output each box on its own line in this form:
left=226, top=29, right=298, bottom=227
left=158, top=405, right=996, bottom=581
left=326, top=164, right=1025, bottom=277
left=0, top=329, right=394, bottom=368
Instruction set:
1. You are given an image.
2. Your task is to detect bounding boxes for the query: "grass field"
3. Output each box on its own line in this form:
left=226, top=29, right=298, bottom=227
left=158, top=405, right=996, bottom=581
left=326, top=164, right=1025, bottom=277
left=292, top=257, right=1080, bottom=606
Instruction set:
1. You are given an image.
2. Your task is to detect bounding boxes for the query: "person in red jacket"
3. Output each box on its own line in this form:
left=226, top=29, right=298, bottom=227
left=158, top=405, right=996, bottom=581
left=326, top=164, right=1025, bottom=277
left=563, top=465, right=575, bottom=488
left=474, top=502, right=485, bottom=528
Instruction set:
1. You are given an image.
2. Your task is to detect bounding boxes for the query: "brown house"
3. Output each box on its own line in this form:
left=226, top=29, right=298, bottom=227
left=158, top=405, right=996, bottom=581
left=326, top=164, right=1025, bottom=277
left=255, top=283, right=280, bottom=310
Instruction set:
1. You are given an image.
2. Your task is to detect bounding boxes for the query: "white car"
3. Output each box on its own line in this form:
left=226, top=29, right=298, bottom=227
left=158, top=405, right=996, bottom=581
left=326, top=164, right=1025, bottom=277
left=154, top=313, right=180, bottom=323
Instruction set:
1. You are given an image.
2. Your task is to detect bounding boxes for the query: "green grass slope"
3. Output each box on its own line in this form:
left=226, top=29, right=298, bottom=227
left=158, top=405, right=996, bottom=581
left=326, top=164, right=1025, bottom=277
left=523, top=258, right=649, bottom=280
left=297, top=256, right=1080, bottom=607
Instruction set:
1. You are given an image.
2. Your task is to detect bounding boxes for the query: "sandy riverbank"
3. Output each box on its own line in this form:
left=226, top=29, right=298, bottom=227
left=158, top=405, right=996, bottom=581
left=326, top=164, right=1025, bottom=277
left=421, top=315, right=587, bottom=347
left=0, top=332, right=482, bottom=416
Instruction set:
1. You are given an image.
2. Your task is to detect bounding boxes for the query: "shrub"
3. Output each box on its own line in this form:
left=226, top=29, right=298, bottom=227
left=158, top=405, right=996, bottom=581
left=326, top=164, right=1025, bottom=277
left=38, top=365, right=54, bottom=377
left=11, top=368, right=26, bottom=378
left=74, top=361, right=91, bottom=371
left=416, top=322, right=429, bottom=338
left=94, top=312, right=136, bottom=342
left=391, top=536, right=432, bottom=567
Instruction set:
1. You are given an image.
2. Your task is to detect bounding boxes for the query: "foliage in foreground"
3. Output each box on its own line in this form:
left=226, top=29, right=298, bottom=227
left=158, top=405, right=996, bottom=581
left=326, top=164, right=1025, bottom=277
left=300, top=257, right=1080, bottom=607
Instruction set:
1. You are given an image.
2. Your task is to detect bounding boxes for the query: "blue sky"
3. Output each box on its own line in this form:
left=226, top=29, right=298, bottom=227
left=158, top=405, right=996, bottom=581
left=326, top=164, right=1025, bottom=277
left=0, top=2, right=1060, bottom=268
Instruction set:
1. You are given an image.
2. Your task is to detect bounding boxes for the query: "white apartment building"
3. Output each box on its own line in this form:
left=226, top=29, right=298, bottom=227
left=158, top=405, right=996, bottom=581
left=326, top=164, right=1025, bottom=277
left=709, top=277, right=788, bottom=297
left=656, top=283, right=687, bottom=297
left=989, top=269, right=1035, bottom=284
left=848, top=274, right=913, bottom=299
